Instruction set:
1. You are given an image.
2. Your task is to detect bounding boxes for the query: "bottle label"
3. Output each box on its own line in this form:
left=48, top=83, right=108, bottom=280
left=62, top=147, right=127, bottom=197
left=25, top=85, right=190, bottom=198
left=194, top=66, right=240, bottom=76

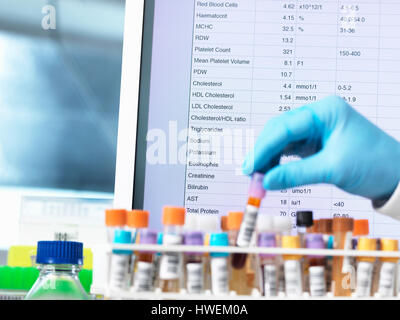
left=109, top=254, right=130, bottom=289
left=236, top=205, right=258, bottom=247
left=159, top=234, right=182, bottom=280
left=211, top=257, right=229, bottom=294
left=309, top=266, right=326, bottom=296
left=378, top=262, right=396, bottom=297
left=284, top=260, right=302, bottom=297
left=356, top=261, right=373, bottom=297
left=133, top=261, right=154, bottom=292
left=186, top=262, right=204, bottom=294
left=263, top=264, right=277, bottom=296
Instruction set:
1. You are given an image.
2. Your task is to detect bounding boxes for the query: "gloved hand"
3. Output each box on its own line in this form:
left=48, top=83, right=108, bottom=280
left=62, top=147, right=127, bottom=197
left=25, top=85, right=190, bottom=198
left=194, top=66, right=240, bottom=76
left=242, top=95, right=400, bottom=201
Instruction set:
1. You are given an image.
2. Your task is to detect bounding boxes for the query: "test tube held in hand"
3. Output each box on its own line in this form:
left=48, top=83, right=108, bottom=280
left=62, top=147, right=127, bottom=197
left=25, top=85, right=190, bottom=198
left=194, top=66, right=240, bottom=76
left=232, top=173, right=266, bottom=269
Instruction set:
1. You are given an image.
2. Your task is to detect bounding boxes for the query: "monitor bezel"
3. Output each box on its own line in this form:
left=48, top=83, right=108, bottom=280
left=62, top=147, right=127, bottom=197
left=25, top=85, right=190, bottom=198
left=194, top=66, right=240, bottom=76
left=113, top=0, right=145, bottom=209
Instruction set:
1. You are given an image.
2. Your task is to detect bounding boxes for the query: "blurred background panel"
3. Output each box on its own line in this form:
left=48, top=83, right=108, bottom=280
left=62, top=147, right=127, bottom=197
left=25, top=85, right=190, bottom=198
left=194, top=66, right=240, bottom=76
left=0, top=0, right=125, bottom=192
left=0, top=0, right=126, bottom=246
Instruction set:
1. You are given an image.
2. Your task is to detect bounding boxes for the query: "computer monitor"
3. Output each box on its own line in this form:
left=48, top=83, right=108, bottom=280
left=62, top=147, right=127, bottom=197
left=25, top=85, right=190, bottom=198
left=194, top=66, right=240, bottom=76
left=115, top=0, right=400, bottom=236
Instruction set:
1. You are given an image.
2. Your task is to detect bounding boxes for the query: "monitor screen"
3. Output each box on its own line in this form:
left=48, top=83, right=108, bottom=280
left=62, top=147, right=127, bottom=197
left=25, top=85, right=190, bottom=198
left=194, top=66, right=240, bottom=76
left=133, top=0, right=400, bottom=236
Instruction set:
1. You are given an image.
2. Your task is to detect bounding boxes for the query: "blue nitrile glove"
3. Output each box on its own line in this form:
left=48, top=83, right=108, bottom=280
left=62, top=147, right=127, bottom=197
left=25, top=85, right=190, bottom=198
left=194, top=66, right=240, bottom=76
left=242, top=95, right=400, bottom=201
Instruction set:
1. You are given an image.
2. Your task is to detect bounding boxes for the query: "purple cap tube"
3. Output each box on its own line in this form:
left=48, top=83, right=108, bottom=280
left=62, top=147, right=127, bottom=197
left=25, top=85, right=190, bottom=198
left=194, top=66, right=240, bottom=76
left=258, top=233, right=276, bottom=258
left=305, top=234, right=325, bottom=259
left=184, top=231, right=204, bottom=255
left=248, top=172, right=266, bottom=199
left=139, top=229, right=158, bottom=254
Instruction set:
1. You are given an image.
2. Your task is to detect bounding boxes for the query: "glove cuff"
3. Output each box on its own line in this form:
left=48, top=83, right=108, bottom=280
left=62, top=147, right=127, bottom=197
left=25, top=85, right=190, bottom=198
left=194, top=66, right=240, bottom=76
left=373, top=181, right=400, bottom=220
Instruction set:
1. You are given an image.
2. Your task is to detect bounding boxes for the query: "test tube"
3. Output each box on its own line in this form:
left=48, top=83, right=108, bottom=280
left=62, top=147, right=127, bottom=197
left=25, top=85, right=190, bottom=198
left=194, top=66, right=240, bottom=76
left=296, top=211, right=314, bottom=246
left=183, top=214, right=198, bottom=233
left=158, top=206, right=186, bottom=293
left=152, top=232, right=163, bottom=289
left=307, top=219, right=320, bottom=234
left=282, top=235, right=303, bottom=297
left=232, top=173, right=266, bottom=270
left=272, top=216, right=293, bottom=293
left=197, top=215, right=219, bottom=291
left=273, top=216, right=293, bottom=243
left=296, top=211, right=313, bottom=292
left=183, top=231, right=204, bottom=294
left=209, top=232, right=230, bottom=295
left=258, top=233, right=278, bottom=297
left=127, top=210, right=149, bottom=243
left=105, top=209, right=127, bottom=243
left=352, top=220, right=369, bottom=249
left=355, top=238, right=377, bottom=297
left=319, top=218, right=333, bottom=292
left=221, top=216, right=228, bottom=232
left=227, top=212, right=250, bottom=295
left=256, top=214, right=274, bottom=234
left=109, top=229, right=133, bottom=290
left=319, top=219, right=333, bottom=246
left=351, top=220, right=371, bottom=292
left=132, top=229, right=157, bottom=292
left=305, top=234, right=326, bottom=297
left=126, top=210, right=149, bottom=286
left=332, top=217, right=354, bottom=296
left=377, top=239, right=399, bottom=297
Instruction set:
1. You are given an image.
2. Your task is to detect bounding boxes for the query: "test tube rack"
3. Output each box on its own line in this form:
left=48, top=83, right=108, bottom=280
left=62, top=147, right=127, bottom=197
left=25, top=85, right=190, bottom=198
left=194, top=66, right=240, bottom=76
left=91, top=243, right=400, bottom=300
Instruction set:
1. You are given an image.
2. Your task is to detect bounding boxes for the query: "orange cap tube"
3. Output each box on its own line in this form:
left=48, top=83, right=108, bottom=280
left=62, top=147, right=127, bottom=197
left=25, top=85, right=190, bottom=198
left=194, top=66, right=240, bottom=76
left=353, top=219, right=369, bottom=237
left=162, top=206, right=186, bottom=226
left=105, top=209, right=127, bottom=227
left=221, top=216, right=228, bottom=232
left=227, top=212, right=244, bottom=231
left=127, top=210, right=149, bottom=228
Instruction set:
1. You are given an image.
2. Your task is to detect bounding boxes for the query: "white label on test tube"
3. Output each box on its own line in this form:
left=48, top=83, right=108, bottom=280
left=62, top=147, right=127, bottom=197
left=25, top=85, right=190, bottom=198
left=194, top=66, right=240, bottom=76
left=236, top=205, right=258, bottom=247
left=187, top=263, right=204, bottom=294
left=133, top=261, right=154, bottom=292
left=356, top=261, right=374, bottom=297
left=378, top=262, right=396, bottom=297
left=309, top=266, right=326, bottom=297
left=263, top=265, right=277, bottom=297
left=211, top=257, right=229, bottom=295
left=284, top=260, right=303, bottom=297
left=159, top=234, right=182, bottom=280
left=109, top=254, right=130, bottom=289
